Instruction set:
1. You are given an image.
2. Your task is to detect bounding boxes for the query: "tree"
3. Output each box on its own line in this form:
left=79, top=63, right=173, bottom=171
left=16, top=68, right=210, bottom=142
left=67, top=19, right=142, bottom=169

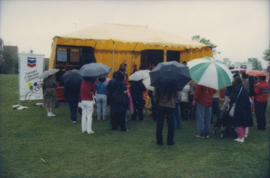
left=192, top=35, right=220, bottom=56
left=248, top=58, right=262, bottom=70
left=222, top=58, right=232, bottom=67
left=263, top=48, right=270, bottom=63
left=0, top=47, right=18, bottom=74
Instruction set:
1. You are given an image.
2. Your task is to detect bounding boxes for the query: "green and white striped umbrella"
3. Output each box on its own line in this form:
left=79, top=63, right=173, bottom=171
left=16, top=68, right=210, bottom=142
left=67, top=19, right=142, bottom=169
left=187, top=57, right=233, bottom=90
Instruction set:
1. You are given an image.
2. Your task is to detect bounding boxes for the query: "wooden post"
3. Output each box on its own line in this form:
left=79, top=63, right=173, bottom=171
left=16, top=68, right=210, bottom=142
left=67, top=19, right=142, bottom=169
left=163, top=46, right=167, bottom=62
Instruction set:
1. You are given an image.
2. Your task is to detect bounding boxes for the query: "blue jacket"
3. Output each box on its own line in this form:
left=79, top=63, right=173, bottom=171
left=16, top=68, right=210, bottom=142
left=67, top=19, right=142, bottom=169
left=96, top=81, right=108, bottom=95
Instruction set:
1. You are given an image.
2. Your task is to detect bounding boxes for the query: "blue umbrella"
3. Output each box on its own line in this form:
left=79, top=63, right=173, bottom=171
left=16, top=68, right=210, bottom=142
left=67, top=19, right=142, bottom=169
left=150, top=61, right=191, bottom=92
left=80, top=63, right=111, bottom=78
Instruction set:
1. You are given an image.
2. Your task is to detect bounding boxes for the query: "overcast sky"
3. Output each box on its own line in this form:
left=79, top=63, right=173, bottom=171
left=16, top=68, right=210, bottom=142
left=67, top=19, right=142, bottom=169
left=0, top=0, right=269, bottom=67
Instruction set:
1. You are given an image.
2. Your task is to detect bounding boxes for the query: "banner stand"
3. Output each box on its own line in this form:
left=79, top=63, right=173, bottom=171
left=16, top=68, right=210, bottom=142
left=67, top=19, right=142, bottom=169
left=19, top=53, right=44, bottom=101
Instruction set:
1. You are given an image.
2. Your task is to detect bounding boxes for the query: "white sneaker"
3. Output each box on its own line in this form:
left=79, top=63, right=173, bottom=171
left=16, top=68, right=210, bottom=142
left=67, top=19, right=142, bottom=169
left=234, top=138, right=244, bottom=143
left=88, top=131, right=95, bottom=134
left=48, top=112, right=56, bottom=117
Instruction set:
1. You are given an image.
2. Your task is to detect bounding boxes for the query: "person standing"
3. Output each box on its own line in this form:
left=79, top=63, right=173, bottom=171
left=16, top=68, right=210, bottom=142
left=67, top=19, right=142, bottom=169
left=230, top=77, right=253, bottom=143
left=43, top=75, right=57, bottom=117
left=80, top=77, right=96, bottom=134
left=155, top=88, right=178, bottom=145
left=211, top=90, right=221, bottom=124
left=254, top=76, right=270, bottom=130
left=194, top=84, right=216, bottom=139
left=108, top=71, right=129, bottom=131
left=180, top=83, right=191, bottom=120
left=64, top=75, right=81, bottom=123
left=95, top=77, right=108, bottom=120
left=174, top=92, right=181, bottom=129
left=130, top=80, right=146, bottom=121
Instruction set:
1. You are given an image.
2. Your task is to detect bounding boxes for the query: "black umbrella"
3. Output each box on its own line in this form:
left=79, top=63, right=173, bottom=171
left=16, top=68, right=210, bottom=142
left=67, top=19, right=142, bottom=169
left=63, top=69, right=82, bottom=87
left=150, top=61, right=191, bottom=92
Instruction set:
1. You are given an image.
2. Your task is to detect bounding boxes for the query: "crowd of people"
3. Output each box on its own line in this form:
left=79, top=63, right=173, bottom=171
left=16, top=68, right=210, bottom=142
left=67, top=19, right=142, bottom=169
left=42, top=63, right=270, bottom=145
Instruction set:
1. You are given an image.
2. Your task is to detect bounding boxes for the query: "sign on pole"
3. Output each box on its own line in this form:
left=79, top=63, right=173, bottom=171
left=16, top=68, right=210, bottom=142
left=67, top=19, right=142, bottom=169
left=19, top=53, right=44, bottom=100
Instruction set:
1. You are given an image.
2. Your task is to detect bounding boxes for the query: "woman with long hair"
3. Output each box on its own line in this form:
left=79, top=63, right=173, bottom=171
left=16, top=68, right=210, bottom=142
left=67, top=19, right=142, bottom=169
left=230, top=77, right=253, bottom=142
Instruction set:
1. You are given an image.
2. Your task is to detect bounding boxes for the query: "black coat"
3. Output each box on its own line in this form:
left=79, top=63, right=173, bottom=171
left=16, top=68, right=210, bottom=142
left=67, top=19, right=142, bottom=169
left=107, top=78, right=128, bottom=112
left=64, top=80, right=81, bottom=103
left=230, top=86, right=253, bottom=127
left=130, top=81, right=146, bottom=109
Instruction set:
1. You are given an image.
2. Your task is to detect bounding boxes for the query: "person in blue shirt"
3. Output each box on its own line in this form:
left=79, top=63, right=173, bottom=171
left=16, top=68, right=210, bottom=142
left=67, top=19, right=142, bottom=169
left=95, top=77, right=108, bottom=120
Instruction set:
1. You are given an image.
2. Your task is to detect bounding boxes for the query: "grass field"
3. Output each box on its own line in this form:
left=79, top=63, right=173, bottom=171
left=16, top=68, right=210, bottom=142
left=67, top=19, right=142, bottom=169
left=0, top=74, right=269, bottom=178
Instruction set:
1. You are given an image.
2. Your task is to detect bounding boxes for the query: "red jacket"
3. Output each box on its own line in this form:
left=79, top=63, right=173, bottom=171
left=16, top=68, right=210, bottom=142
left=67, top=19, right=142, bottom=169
left=194, top=85, right=216, bottom=106
left=254, top=80, right=270, bottom=102
left=80, top=81, right=96, bottom=101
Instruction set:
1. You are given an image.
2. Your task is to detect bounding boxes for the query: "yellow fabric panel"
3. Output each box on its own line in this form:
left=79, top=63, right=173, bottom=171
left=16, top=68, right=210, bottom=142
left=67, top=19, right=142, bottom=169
left=49, top=38, right=58, bottom=69
left=49, top=36, right=212, bottom=73
left=55, top=37, right=96, bottom=47
left=94, top=50, right=141, bottom=78
left=179, top=47, right=213, bottom=63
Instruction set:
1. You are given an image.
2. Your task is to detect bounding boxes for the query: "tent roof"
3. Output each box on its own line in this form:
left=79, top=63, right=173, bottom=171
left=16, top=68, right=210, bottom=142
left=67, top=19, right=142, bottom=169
left=55, top=24, right=207, bottom=50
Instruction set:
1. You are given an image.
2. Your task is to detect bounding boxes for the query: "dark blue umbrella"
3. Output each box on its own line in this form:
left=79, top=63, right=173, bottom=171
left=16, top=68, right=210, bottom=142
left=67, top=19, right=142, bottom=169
left=150, top=61, right=191, bottom=92
left=80, top=63, right=111, bottom=78
left=63, top=69, right=82, bottom=87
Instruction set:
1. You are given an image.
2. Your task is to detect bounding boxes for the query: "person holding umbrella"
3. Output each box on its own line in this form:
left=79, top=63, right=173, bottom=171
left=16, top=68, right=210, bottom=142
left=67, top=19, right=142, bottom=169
left=79, top=62, right=111, bottom=134
left=150, top=61, right=191, bottom=145
left=42, top=75, right=58, bottom=117
left=129, top=70, right=149, bottom=121
left=63, top=69, right=82, bottom=123
left=194, top=84, right=216, bottom=139
left=80, top=77, right=96, bottom=134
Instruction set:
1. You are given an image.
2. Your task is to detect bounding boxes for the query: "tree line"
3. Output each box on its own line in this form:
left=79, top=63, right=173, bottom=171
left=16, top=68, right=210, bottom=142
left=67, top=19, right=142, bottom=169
left=192, top=35, right=270, bottom=70
left=0, top=47, right=19, bottom=74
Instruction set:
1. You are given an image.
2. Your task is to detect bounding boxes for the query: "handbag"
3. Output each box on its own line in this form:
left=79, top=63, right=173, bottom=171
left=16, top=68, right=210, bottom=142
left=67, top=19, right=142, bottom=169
left=228, top=87, right=242, bottom=117
left=228, top=103, right=236, bottom=117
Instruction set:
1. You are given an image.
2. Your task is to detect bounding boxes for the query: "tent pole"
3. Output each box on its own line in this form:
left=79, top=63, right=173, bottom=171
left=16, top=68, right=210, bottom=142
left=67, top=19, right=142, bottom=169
left=112, top=41, right=115, bottom=73
left=164, top=46, right=167, bottom=62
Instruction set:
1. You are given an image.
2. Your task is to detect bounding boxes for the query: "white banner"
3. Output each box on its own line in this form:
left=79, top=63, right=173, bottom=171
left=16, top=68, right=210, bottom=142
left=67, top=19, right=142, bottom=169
left=19, top=53, right=44, bottom=100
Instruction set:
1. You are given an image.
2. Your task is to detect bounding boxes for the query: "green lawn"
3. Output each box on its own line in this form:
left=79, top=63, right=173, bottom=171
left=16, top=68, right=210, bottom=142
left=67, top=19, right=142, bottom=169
left=0, top=74, right=269, bottom=178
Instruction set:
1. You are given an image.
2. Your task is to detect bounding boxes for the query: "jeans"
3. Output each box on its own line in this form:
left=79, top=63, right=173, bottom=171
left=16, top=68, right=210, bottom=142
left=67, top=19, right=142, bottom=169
left=95, top=94, right=107, bottom=120
left=156, top=106, right=175, bottom=145
left=196, top=102, right=212, bottom=137
left=68, top=101, right=78, bottom=122
left=81, top=100, right=95, bottom=133
left=174, top=103, right=181, bottom=128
